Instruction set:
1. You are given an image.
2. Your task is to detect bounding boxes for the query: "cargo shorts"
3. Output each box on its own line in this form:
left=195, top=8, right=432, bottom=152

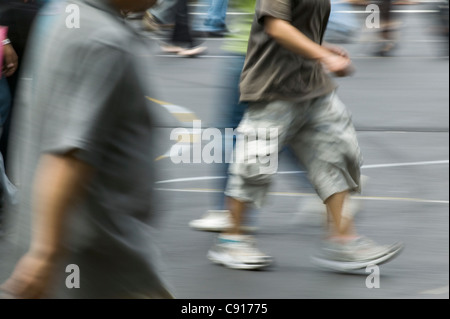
left=225, top=91, right=363, bottom=208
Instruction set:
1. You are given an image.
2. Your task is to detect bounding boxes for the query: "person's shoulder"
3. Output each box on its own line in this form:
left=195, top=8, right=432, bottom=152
left=86, top=27, right=131, bottom=53
left=71, top=0, right=132, bottom=50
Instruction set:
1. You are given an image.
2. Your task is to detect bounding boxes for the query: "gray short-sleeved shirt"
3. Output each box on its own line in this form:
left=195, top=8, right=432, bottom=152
left=4, top=0, right=173, bottom=298
left=240, top=0, right=337, bottom=103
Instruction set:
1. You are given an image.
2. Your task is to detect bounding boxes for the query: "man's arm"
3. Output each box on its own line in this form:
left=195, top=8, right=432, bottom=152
left=263, top=17, right=353, bottom=76
left=30, top=153, right=91, bottom=257
left=1, top=152, right=91, bottom=299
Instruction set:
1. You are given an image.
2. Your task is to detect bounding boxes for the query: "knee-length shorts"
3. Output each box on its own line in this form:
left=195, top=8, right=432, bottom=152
left=225, top=91, right=363, bottom=208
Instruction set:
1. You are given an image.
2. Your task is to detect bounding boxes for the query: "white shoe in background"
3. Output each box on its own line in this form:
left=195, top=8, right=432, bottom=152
left=189, top=210, right=258, bottom=233
left=189, top=210, right=233, bottom=232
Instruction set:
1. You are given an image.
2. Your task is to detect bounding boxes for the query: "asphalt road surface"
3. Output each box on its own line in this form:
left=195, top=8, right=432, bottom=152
left=0, top=1, right=448, bottom=300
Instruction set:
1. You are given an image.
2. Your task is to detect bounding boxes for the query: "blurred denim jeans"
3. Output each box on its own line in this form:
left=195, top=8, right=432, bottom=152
left=0, top=77, right=11, bottom=128
left=196, top=0, right=229, bottom=32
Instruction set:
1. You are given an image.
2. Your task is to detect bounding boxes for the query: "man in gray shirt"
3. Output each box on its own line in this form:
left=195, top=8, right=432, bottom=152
left=1, top=0, right=174, bottom=298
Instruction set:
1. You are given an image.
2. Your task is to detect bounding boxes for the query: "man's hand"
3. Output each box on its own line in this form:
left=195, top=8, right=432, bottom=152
left=323, top=43, right=350, bottom=59
left=0, top=250, right=57, bottom=299
left=3, top=43, right=18, bottom=77
left=321, top=43, right=355, bottom=77
left=320, top=54, right=355, bottom=77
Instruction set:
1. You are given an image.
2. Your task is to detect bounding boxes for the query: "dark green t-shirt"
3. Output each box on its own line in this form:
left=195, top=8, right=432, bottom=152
left=240, top=0, right=337, bottom=102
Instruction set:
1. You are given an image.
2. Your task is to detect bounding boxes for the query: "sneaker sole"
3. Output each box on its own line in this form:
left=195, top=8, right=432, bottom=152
left=311, top=246, right=403, bottom=272
left=189, top=221, right=232, bottom=232
left=190, top=223, right=258, bottom=233
left=207, top=250, right=271, bottom=270
left=177, top=47, right=208, bottom=57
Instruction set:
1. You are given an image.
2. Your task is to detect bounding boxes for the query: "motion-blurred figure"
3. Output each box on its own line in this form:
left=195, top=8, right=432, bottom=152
left=0, top=0, right=44, bottom=164
left=194, top=0, right=230, bottom=37
left=350, top=0, right=415, bottom=55
left=189, top=0, right=256, bottom=232
left=438, top=0, right=449, bottom=54
left=189, top=0, right=364, bottom=233
left=162, top=0, right=207, bottom=56
left=144, top=0, right=177, bottom=30
left=376, top=0, right=399, bottom=56
left=144, top=0, right=207, bottom=57
left=325, top=0, right=360, bottom=43
left=0, top=0, right=36, bottom=236
left=207, top=0, right=404, bottom=272
left=191, top=0, right=368, bottom=234
left=0, top=0, right=174, bottom=299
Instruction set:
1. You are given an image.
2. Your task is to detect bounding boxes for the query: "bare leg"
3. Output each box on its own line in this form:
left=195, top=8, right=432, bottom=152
left=224, top=197, right=246, bottom=235
left=325, top=191, right=357, bottom=239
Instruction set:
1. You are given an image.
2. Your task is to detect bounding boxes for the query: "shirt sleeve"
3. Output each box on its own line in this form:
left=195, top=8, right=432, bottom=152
left=256, top=0, right=291, bottom=24
left=40, top=37, right=130, bottom=167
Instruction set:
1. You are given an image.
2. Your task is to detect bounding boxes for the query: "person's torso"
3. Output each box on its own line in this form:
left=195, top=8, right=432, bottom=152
left=240, top=0, right=336, bottom=102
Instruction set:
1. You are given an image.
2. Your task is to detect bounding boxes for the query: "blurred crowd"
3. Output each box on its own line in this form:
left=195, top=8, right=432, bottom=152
left=0, top=0, right=448, bottom=299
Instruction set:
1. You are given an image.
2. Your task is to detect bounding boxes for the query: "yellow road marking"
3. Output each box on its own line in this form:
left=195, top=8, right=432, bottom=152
left=172, top=112, right=199, bottom=122
left=146, top=96, right=171, bottom=105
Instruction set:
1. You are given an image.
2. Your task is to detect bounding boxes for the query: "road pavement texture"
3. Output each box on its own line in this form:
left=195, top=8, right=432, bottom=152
left=0, top=1, right=448, bottom=299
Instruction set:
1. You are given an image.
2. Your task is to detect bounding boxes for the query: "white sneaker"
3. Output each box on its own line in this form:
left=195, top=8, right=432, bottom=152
left=160, top=44, right=185, bottom=53
left=208, top=235, right=273, bottom=270
left=177, top=46, right=207, bottom=57
left=189, top=210, right=233, bottom=232
left=189, top=210, right=258, bottom=232
left=311, top=236, right=404, bottom=272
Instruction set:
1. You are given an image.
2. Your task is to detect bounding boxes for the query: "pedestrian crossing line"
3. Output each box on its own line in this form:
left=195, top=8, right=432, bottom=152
left=336, top=10, right=440, bottom=13
left=146, top=97, right=170, bottom=106
left=155, top=187, right=449, bottom=205
left=155, top=54, right=450, bottom=59
left=146, top=96, right=200, bottom=123
left=155, top=159, right=449, bottom=178
left=146, top=96, right=201, bottom=161
left=155, top=156, right=169, bottom=162
left=419, top=285, right=450, bottom=295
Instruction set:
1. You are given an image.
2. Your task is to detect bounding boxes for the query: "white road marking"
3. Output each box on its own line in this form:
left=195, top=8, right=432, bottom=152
left=155, top=160, right=449, bottom=183
left=337, top=10, right=440, bottom=13
left=155, top=187, right=449, bottom=204
left=154, top=54, right=450, bottom=59
left=146, top=96, right=199, bottom=124
left=420, top=285, right=450, bottom=295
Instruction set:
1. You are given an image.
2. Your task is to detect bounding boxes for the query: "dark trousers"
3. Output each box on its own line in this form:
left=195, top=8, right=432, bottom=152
left=380, top=0, right=393, bottom=23
left=171, top=0, right=195, bottom=47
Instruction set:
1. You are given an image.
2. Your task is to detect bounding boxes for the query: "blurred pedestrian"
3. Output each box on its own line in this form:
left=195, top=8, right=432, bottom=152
left=207, top=0, right=404, bottom=272
left=0, top=16, right=21, bottom=236
left=0, top=0, right=44, bottom=165
left=0, top=0, right=174, bottom=299
left=190, top=0, right=366, bottom=235
left=376, top=0, right=399, bottom=56
left=195, top=0, right=230, bottom=37
left=143, top=0, right=177, bottom=31
left=162, top=0, right=207, bottom=56
left=144, top=0, right=207, bottom=57
left=437, top=0, right=448, bottom=54
left=189, top=0, right=256, bottom=232
left=346, top=0, right=419, bottom=55
left=0, top=73, right=17, bottom=237
left=325, top=0, right=360, bottom=43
